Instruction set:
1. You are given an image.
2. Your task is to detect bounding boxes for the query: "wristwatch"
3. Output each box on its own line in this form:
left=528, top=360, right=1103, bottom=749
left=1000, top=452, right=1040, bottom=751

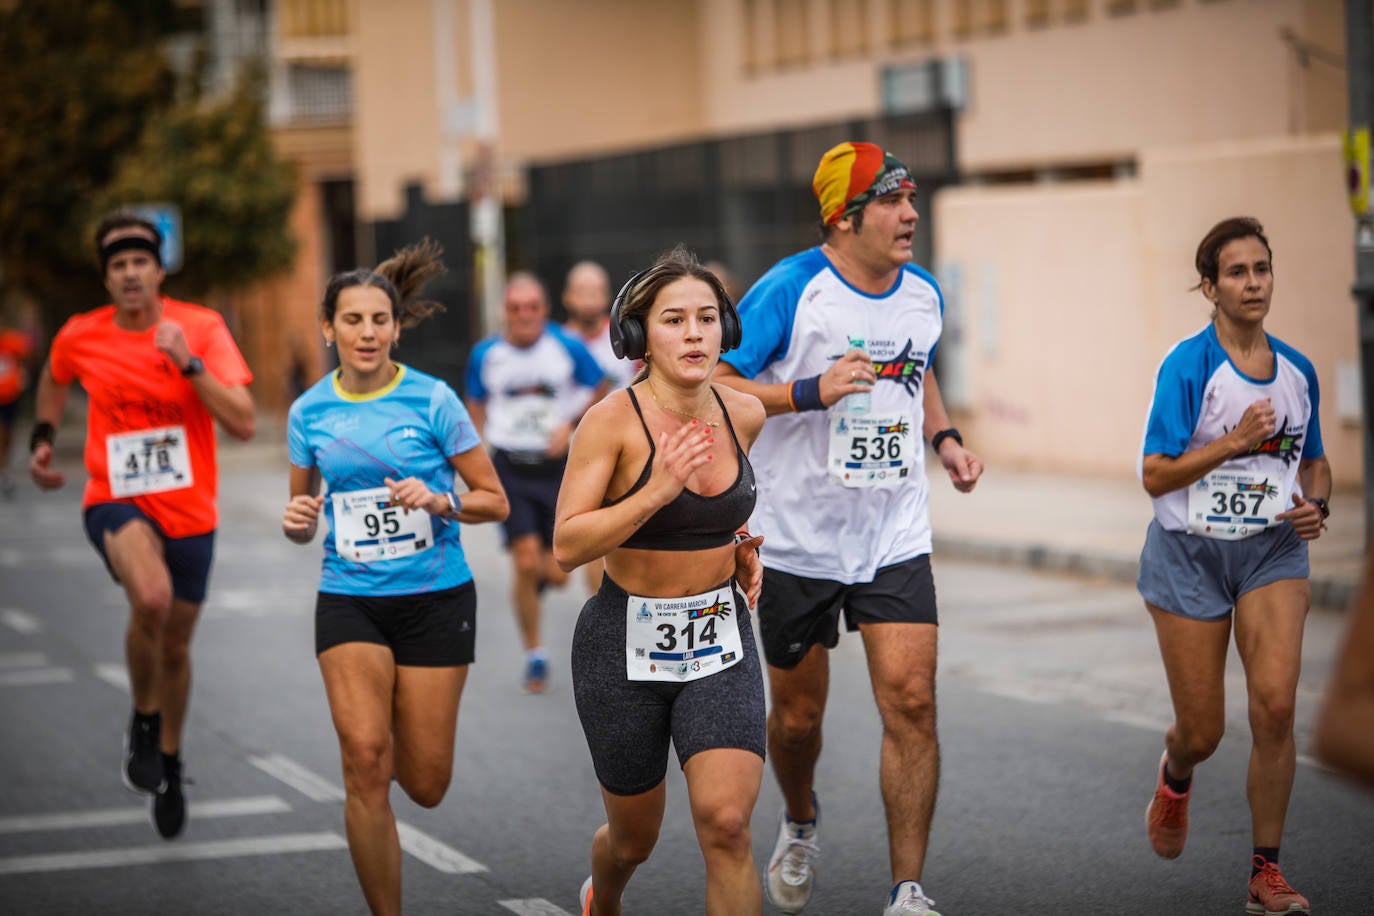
left=930, top=427, right=962, bottom=453
left=181, top=356, right=204, bottom=378
left=443, top=491, right=461, bottom=517
left=1310, top=496, right=1330, bottom=519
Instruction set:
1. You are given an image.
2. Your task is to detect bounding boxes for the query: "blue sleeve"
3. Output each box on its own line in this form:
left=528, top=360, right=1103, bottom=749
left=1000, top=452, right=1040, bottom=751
left=552, top=326, right=607, bottom=387
left=906, top=263, right=944, bottom=364
left=1142, top=344, right=1208, bottom=457
left=287, top=396, right=313, bottom=468
left=465, top=338, right=494, bottom=401
left=720, top=262, right=807, bottom=379
left=430, top=381, right=483, bottom=457
left=1298, top=356, right=1324, bottom=460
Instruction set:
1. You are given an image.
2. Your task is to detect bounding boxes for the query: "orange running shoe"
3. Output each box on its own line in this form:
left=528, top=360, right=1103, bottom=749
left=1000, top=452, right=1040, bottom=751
left=1145, top=750, right=1189, bottom=859
left=579, top=876, right=593, bottom=916
left=1246, top=856, right=1310, bottom=915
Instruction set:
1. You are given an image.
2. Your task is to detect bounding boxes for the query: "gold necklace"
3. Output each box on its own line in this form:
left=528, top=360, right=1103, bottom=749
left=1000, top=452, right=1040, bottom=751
left=646, top=378, right=720, bottom=428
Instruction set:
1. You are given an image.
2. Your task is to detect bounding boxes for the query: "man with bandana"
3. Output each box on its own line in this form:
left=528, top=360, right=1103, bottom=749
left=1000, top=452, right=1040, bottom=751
left=716, top=142, right=983, bottom=916
left=28, top=212, right=255, bottom=840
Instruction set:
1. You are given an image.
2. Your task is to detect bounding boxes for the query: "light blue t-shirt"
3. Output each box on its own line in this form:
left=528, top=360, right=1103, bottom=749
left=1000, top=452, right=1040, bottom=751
left=1139, top=323, right=1324, bottom=531
left=288, top=364, right=482, bottom=596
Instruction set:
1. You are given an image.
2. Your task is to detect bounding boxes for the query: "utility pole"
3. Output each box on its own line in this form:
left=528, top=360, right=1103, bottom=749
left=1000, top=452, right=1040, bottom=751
left=1346, top=0, right=1374, bottom=542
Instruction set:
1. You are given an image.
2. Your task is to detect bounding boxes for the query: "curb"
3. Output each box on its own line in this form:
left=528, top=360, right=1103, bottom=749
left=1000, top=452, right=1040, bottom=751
left=933, top=536, right=1357, bottom=611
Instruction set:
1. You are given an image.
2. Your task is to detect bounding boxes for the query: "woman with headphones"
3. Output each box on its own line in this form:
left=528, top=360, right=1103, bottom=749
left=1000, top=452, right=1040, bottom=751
left=553, top=244, right=768, bottom=915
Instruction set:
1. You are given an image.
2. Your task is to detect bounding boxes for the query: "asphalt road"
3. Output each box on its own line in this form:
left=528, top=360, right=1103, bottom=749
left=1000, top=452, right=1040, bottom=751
left=1, top=452, right=1371, bottom=915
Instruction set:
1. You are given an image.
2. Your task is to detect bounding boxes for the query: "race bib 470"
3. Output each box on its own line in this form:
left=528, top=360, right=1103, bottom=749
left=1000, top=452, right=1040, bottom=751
left=106, top=425, right=193, bottom=498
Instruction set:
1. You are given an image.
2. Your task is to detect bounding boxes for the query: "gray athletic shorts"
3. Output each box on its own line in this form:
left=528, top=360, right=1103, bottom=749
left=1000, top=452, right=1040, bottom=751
left=1136, top=519, right=1309, bottom=621
left=571, top=574, right=766, bottom=796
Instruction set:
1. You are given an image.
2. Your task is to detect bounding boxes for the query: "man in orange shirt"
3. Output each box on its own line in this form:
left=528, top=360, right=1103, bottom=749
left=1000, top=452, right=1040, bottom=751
left=0, top=322, right=35, bottom=498
left=28, top=213, right=256, bottom=839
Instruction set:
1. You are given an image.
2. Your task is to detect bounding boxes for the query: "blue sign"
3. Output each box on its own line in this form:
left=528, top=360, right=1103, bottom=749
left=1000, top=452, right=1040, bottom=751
left=130, top=203, right=183, bottom=274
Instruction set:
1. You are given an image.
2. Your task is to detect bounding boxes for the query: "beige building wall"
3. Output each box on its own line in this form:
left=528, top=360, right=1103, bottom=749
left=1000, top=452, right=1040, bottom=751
left=349, top=0, right=708, bottom=219
left=352, top=0, right=446, bottom=220
left=935, top=134, right=1361, bottom=487
left=698, top=0, right=1347, bottom=170
left=493, top=0, right=706, bottom=163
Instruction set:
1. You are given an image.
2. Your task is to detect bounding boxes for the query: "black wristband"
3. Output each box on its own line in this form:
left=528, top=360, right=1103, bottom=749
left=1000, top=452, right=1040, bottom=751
left=29, top=421, right=55, bottom=453
left=1310, top=496, right=1330, bottom=519
left=790, top=375, right=825, bottom=412
left=930, top=427, right=962, bottom=453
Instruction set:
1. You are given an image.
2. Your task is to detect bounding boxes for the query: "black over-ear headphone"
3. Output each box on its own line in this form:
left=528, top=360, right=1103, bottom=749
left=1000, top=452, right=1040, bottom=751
left=608, top=267, right=742, bottom=361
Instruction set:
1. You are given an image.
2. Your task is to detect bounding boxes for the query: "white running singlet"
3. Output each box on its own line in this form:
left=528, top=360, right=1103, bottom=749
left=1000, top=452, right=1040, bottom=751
left=722, top=247, right=943, bottom=583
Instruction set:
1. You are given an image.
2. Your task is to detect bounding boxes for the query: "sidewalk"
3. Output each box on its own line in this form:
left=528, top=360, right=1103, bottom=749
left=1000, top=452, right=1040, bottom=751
left=928, top=466, right=1368, bottom=610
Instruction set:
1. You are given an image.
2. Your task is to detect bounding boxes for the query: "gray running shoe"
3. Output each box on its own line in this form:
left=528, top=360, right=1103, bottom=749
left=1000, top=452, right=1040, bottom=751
left=765, top=808, right=819, bottom=913
left=883, top=880, right=941, bottom=915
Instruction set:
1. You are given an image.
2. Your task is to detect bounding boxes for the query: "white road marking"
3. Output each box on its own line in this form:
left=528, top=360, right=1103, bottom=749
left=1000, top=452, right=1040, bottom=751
left=498, top=900, right=575, bottom=916
left=248, top=754, right=488, bottom=874
left=0, top=667, right=74, bottom=687
left=0, top=832, right=347, bottom=876
left=248, top=753, right=345, bottom=802
left=93, top=663, right=128, bottom=691
left=0, top=609, right=42, bottom=634
left=0, top=796, right=292, bottom=834
left=0, top=651, right=47, bottom=668
left=395, top=820, right=487, bottom=874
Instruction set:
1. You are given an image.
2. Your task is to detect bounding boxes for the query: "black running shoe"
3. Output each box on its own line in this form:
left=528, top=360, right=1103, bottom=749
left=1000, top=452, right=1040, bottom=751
left=123, top=711, right=163, bottom=793
left=153, top=754, right=187, bottom=839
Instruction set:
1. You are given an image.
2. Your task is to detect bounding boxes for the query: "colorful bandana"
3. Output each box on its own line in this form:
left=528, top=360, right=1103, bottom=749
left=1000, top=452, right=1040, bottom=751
left=813, top=142, right=915, bottom=226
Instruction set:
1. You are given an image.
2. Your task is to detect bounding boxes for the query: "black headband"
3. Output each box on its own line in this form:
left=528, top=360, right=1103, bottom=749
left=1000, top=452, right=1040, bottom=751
left=100, top=235, right=162, bottom=271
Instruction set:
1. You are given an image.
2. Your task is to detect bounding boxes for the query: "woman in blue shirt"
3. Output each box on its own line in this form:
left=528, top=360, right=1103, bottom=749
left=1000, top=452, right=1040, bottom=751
left=1138, top=218, right=1330, bottom=916
left=281, top=240, right=508, bottom=916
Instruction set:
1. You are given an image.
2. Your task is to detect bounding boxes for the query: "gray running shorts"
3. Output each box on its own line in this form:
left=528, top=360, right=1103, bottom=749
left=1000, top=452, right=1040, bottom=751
left=571, top=574, right=766, bottom=797
left=1136, top=519, right=1309, bottom=621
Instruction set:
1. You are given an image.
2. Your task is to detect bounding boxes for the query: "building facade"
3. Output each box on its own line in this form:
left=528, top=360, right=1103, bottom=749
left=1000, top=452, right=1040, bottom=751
left=253, top=0, right=1360, bottom=488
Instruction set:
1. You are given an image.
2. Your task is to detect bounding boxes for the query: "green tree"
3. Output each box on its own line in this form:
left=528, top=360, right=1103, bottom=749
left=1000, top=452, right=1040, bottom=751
left=0, top=0, right=297, bottom=329
left=92, top=69, right=298, bottom=299
left=0, top=0, right=178, bottom=304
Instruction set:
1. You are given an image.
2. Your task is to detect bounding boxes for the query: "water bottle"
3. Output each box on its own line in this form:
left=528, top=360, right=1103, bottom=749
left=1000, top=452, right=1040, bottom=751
left=846, top=335, right=871, bottom=414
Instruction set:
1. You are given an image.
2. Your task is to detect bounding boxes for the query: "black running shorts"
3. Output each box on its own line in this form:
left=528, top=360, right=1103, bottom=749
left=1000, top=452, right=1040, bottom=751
left=757, top=553, right=938, bottom=669
left=315, top=580, right=476, bottom=666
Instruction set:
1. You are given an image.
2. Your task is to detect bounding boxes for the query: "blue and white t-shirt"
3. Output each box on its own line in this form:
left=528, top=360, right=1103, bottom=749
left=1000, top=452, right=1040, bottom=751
left=722, top=247, right=943, bottom=583
left=288, top=364, right=482, bottom=596
left=567, top=319, right=638, bottom=390
left=465, top=324, right=605, bottom=454
left=1139, top=323, right=1324, bottom=531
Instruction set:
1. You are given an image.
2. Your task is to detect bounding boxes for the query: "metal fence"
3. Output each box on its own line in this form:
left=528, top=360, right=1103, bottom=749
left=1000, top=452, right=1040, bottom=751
left=524, top=109, right=958, bottom=301
left=368, top=185, right=476, bottom=391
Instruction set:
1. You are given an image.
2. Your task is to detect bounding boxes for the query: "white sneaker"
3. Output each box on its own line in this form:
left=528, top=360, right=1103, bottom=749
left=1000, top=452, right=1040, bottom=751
left=765, top=808, right=819, bottom=914
left=883, top=880, right=941, bottom=916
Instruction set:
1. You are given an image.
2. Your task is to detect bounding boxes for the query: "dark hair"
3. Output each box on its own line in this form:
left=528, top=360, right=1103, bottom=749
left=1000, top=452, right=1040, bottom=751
left=1193, top=217, right=1272, bottom=289
left=321, top=238, right=446, bottom=329
left=94, top=212, right=162, bottom=256
left=816, top=208, right=865, bottom=243
left=619, top=244, right=733, bottom=384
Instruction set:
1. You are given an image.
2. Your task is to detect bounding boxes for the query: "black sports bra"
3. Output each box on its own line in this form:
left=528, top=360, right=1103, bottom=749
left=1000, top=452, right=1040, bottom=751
left=607, top=387, right=756, bottom=551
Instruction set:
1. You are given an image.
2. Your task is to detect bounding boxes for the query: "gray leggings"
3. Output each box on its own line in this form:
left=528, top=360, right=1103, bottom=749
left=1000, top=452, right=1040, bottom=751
left=572, top=574, right=767, bottom=796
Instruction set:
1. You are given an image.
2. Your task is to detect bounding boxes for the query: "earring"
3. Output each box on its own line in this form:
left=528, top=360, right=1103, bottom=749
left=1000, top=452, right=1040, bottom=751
left=324, top=339, right=334, bottom=348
